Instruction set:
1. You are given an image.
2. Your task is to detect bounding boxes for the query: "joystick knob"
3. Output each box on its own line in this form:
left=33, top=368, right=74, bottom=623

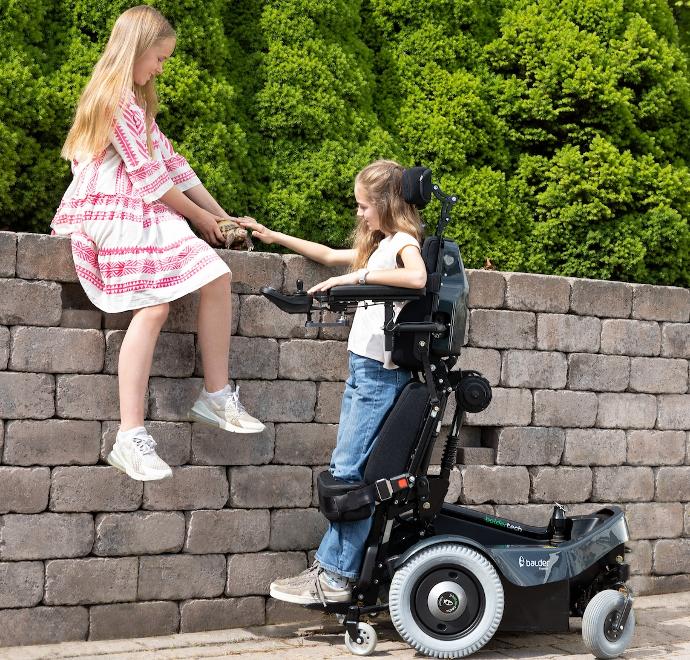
left=296, top=279, right=304, bottom=293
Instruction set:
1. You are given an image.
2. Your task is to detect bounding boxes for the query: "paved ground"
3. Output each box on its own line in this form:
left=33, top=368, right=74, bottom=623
left=1, top=591, right=689, bottom=659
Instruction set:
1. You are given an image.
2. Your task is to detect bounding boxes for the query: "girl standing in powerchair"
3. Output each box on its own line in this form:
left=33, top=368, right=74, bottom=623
left=52, top=6, right=264, bottom=482
left=237, top=160, right=427, bottom=604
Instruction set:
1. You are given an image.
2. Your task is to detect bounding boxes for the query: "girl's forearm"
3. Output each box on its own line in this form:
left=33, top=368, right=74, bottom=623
left=272, top=232, right=350, bottom=266
left=183, top=183, right=227, bottom=217
left=364, top=267, right=427, bottom=289
left=160, top=186, right=209, bottom=223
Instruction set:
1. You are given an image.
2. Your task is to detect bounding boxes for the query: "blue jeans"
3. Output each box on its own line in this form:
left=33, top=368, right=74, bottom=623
left=315, top=352, right=411, bottom=579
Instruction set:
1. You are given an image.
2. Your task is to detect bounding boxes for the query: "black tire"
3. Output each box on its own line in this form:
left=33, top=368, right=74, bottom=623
left=582, top=589, right=635, bottom=659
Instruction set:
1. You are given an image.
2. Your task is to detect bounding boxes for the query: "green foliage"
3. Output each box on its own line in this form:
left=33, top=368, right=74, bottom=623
left=1, top=0, right=689, bottom=285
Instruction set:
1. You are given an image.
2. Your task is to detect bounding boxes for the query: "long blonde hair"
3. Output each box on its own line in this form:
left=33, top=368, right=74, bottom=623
left=351, top=160, right=424, bottom=270
left=61, top=5, right=175, bottom=161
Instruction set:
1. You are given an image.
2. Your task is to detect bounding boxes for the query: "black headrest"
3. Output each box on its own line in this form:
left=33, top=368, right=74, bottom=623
left=402, top=167, right=433, bottom=209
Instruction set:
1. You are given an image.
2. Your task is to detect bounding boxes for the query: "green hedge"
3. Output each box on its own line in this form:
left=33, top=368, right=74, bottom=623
left=1, top=0, right=689, bottom=286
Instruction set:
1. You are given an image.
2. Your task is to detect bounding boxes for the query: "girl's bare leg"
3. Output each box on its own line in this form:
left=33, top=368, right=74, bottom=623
left=197, top=273, right=232, bottom=392
left=118, top=303, right=170, bottom=430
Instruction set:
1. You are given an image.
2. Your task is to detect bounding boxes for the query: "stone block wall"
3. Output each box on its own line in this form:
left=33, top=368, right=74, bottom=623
left=0, top=231, right=689, bottom=647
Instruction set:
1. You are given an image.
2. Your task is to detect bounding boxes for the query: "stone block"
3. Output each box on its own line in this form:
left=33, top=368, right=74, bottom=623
left=45, top=557, right=138, bottom=605
left=457, top=447, right=495, bottom=465
left=0, top=606, right=88, bottom=647
left=592, top=466, right=654, bottom=502
left=274, top=423, right=337, bottom=465
left=455, top=348, right=502, bottom=385
left=269, top=508, right=328, bottom=550
left=468, top=309, right=535, bottom=349
left=461, top=466, right=530, bottom=504
left=190, top=422, right=274, bottom=465
left=563, top=429, right=626, bottom=466
left=493, top=504, right=554, bottom=528
left=655, top=466, right=690, bottom=502
left=143, top=466, right=228, bottom=510
left=105, top=331, right=195, bottom=377
left=0, top=561, right=43, bottom=608
left=265, top=598, right=325, bottom=625
left=632, top=284, right=690, bottom=322
left=226, top=551, right=306, bottom=596
left=50, top=466, right=142, bottom=512
left=600, top=319, right=660, bottom=356
left=501, top=350, right=567, bottom=389
left=626, top=540, right=652, bottom=575
left=486, top=427, right=564, bottom=465
left=0, top=278, right=62, bottom=326
left=89, top=601, right=179, bottom=640
left=279, top=339, right=349, bottom=381
left=60, top=308, right=102, bottom=329
left=234, top=380, right=317, bottom=423
left=284, top=253, right=346, bottom=293
left=627, top=430, right=686, bottom=466
left=0, top=466, right=50, bottom=513
left=147, top=376, right=202, bottom=421
left=536, top=313, right=601, bottom=353
left=0, top=231, right=16, bottom=276
left=596, top=393, right=657, bottom=429
left=138, top=554, right=226, bottom=600
left=179, top=597, right=265, bottom=633
left=312, top=466, right=328, bottom=507
left=184, top=509, right=270, bottom=554
left=570, top=279, right=632, bottom=318
left=0, top=372, right=54, bottom=419
left=16, top=233, right=78, bottom=282
left=195, top=336, right=280, bottom=380
left=567, top=353, right=629, bottom=392
left=0, top=326, right=8, bottom=369
left=657, top=395, right=690, bottom=430
left=101, top=421, right=191, bottom=466
left=626, top=503, right=684, bottom=540
left=314, top=381, right=345, bottom=423
left=4, top=420, right=101, bottom=466
left=0, top=513, right=93, bottom=560
left=653, top=539, right=690, bottom=574
left=103, top=310, right=133, bottom=330
left=629, top=574, right=690, bottom=596
left=533, top=390, right=597, bottom=428
left=159, top=291, right=195, bottom=334
left=94, top=511, right=185, bottom=556
left=662, top=323, right=690, bottom=358
left=219, top=249, right=284, bottom=294
left=504, top=272, right=570, bottom=313
left=230, top=465, right=312, bottom=508
left=629, top=357, right=688, bottom=394
left=238, top=295, right=317, bottom=339
left=530, top=467, right=592, bottom=503
left=466, top=269, right=505, bottom=309
left=56, top=374, right=120, bottom=420
left=464, top=387, right=532, bottom=427
left=686, top=504, right=690, bottom=535
left=318, top=309, right=352, bottom=341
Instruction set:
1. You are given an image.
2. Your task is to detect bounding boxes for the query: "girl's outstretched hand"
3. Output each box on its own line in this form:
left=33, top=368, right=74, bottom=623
left=235, top=217, right=275, bottom=244
left=308, top=271, right=359, bottom=294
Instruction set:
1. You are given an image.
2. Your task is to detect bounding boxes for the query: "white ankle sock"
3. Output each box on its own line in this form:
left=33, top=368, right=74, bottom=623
left=117, top=426, right=146, bottom=441
left=206, top=384, right=231, bottom=402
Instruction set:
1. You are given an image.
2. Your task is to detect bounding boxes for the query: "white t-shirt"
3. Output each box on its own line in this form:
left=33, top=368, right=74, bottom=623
left=347, top=231, right=421, bottom=369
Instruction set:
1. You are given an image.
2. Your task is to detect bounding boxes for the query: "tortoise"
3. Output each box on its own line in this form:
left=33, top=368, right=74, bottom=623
left=215, top=217, right=254, bottom=251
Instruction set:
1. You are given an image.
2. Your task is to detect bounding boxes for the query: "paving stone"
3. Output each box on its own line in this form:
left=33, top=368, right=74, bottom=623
left=626, top=540, right=653, bottom=575
left=461, top=465, right=530, bottom=504
left=56, top=375, right=120, bottom=420
left=530, top=466, right=592, bottom=503
left=101, top=421, right=191, bottom=466
left=533, top=390, right=597, bottom=428
left=218, top=250, right=283, bottom=294
left=184, top=509, right=270, bottom=554
left=504, top=272, right=570, bottom=313
left=562, top=429, right=626, bottom=466
left=147, top=377, right=203, bottom=422
left=265, top=598, right=325, bottom=625
left=45, top=557, right=138, bottom=605
left=138, top=554, right=226, bottom=600
left=632, top=284, right=690, bottom=322
left=143, top=466, right=228, bottom=510
left=657, top=395, right=690, bottom=430
left=283, top=254, right=347, bottom=296
left=0, top=513, right=94, bottom=560
left=0, top=278, right=62, bottom=326
left=654, top=539, right=690, bottom=574
left=536, top=313, right=601, bottom=353
left=226, top=552, right=306, bottom=596
left=16, top=234, right=78, bottom=282
left=463, top=387, right=533, bottom=427
left=469, top=309, right=536, bottom=349
left=0, top=372, right=54, bottom=419
left=94, top=511, right=185, bottom=556
left=230, top=465, right=312, bottom=508
left=466, top=269, right=505, bottom=309
left=501, top=350, right=567, bottom=389
left=314, top=382, right=345, bottom=423
left=567, top=353, right=629, bottom=391
left=570, top=279, right=632, bottom=318
left=0, top=231, right=16, bottom=277
left=60, top=309, right=102, bottom=329
left=486, top=427, right=564, bottom=465
left=627, top=430, right=686, bottom=466
left=89, top=601, right=179, bottom=641
left=592, top=466, right=654, bottom=502
left=596, top=393, right=657, bottom=429
left=662, top=323, right=690, bottom=358
left=105, top=331, right=195, bottom=377
left=0, top=326, right=9, bottom=369
left=179, top=597, right=265, bottom=633
left=626, top=503, right=685, bottom=540
left=234, top=380, right=317, bottom=423
left=0, top=606, right=88, bottom=647
left=4, top=420, right=101, bottom=466
left=456, top=447, right=494, bottom=465
left=273, top=423, right=337, bottom=465
left=600, top=319, right=661, bottom=356
left=269, top=508, right=328, bottom=550
left=279, top=340, right=349, bottom=381
left=629, top=357, right=688, bottom=394
left=238, top=295, right=317, bottom=339
left=0, top=467, right=50, bottom=513
left=190, top=422, right=274, bottom=465
left=0, top=562, right=44, bottom=608
left=493, top=504, right=554, bottom=528
left=50, top=466, right=142, bottom=512
left=655, top=466, right=690, bottom=502
left=455, top=347, right=502, bottom=385
left=194, top=336, right=279, bottom=380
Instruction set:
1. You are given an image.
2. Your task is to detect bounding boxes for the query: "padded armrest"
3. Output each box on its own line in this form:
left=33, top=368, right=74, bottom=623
left=315, top=284, right=425, bottom=304
left=260, top=287, right=312, bottom=314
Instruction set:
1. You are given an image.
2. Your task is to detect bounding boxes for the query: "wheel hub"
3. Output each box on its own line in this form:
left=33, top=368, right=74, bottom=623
left=427, top=581, right=468, bottom=621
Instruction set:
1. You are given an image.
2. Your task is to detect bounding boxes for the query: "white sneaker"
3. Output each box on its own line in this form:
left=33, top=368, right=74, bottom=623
left=189, top=385, right=265, bottom=434
left=107, top=429, right=172, bottom=481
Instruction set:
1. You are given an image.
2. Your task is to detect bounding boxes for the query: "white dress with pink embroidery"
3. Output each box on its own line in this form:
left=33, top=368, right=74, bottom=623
left=51, top=93, right=230, bottom=313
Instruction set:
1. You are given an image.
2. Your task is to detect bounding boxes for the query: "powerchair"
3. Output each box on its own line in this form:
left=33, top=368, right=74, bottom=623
left=261, top=167, right=635, bottom=658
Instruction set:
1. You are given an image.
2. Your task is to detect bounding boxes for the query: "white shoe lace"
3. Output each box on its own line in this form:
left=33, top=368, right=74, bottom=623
left=132, top=434, right=156, bottom=456
left=226, top=386, right=248, bottom=415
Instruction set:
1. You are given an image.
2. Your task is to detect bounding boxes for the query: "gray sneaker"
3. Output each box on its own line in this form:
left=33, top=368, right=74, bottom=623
left=189, top=385, right=265, bottom=434
left=106, top=430, right=172, bottom=481
left=270, top=565, right=352, bottom=606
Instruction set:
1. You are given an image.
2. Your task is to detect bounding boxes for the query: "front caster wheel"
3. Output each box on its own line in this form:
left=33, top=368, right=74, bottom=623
left=582, top=589, right=635, bottom=659
left=344, top=621, right=378, bottom=656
